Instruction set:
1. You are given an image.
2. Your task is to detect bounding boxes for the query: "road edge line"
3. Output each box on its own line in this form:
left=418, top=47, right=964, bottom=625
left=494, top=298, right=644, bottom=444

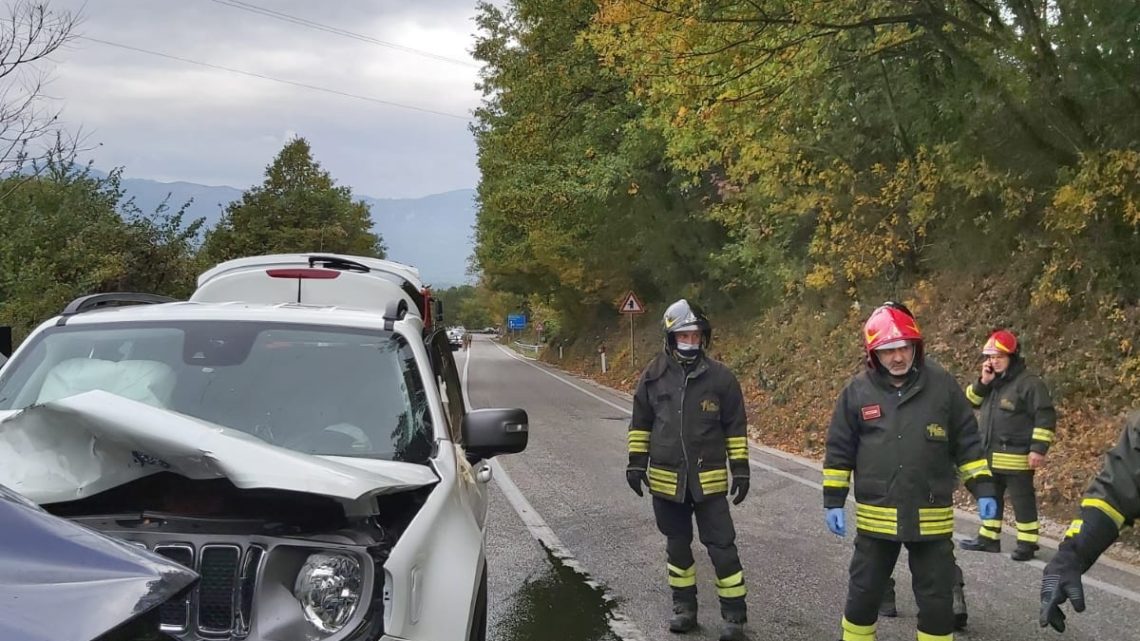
left=464, top=341, right=650, bottom=641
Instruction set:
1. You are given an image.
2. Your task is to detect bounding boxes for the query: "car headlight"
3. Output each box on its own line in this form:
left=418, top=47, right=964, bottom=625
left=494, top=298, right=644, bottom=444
left=293, top=553, right=363, bottom=633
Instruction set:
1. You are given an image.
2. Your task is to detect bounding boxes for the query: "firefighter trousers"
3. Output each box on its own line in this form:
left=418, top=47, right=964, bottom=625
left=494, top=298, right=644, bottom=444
left=653, top=493, right=746, bottom=620
left=977, top=472, right=1038, bottom=546
left=842, top=534, right=956, bottom=640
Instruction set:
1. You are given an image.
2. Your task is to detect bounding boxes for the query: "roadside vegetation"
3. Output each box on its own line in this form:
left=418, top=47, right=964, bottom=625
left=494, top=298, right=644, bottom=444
left=472, top=0, right=1140, bottom=547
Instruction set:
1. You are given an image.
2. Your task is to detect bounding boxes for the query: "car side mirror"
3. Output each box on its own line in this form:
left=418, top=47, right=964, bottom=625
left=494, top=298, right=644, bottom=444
left=462, top=408, right=528, bottom=461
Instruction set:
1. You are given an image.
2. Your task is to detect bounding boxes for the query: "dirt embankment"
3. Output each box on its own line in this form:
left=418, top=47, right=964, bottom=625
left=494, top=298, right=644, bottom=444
left=530, top=275, right=1140, bottom=558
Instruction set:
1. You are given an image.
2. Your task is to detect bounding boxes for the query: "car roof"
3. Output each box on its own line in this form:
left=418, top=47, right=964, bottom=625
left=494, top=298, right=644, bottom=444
left=196, top=253, right=425, bottom=290
left=45, top=301, right=425, bottom=334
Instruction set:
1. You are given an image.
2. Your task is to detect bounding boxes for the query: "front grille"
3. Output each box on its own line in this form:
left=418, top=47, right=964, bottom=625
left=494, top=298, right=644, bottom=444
left=149, top=542, right=264, bottom=638
left=154, top=545, right=194, bottom=631
left=199, top=545, right=241, bottom=633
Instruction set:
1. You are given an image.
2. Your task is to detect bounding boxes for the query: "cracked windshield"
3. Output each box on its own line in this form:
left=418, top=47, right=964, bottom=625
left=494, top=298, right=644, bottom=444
left=1, top=2, right=1140, bottom=641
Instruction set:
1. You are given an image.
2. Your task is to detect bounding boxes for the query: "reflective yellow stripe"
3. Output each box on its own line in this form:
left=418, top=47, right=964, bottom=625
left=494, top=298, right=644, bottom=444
left=992, top=453, right=1030, bottom=471
left=668, top=573, right=697, bottom=587
left=1065, top=519, right=1083, bottom=538
left=1017, top=531, right=1040, bottom=543
left=649, top=480, right=676, bottom=494
left=917, top=631, right=953, bottom=641
left=856, top=504, right=898, bottom=520
left=715, top=571, right=744, bottom=587
left=965, top=384, right=984, bottom=406
left=628, top=430, right=650, bottom=441
left=667, top=562, right=697, bottom=587
left=718, top=584, right=747, bottom=598
left=699, top=469, right=728, bottom=482
left=648, top=467, right=678, bottom=481
left=1032, top=427, right=1054, bottom=443
left=667, top=563, right=696, bottom=577
left=919, top=507, right=954, bottom=521
left=958, top=459, right=991, bottom=482
left=856, top=518, right=899, bottom=536
left=981, top=519, right=1003, bottom=529
left=726, top=436, right=748, bottom=448
left=1016, top=521, right=1039, bottom=531
left=702, top=482, right=729, bottom=494
left=1082, top=498, right=1126, bottom=529
left=841, top=616, right=876, bottom=641
left=629, top=443, right=649, bottom=453
left=728, top=449, right=749, bottom=460
left=823, top=468, right=852, bottom=489
left=920, top=522, right=955, bottom=536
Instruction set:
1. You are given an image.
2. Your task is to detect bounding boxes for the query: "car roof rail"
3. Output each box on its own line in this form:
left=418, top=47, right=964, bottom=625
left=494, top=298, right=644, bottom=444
left=57, top=292, right=178, bottom=326
left=307, top=255, right=371, bottom=273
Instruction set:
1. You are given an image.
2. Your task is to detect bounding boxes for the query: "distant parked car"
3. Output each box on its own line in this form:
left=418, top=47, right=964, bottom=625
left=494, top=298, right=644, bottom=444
left=448, top=326, right=466, bottom=350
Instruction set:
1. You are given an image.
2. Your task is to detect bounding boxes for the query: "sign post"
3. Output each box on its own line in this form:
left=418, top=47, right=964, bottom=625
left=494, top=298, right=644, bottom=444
left=618, top=290, right=645, bottom=367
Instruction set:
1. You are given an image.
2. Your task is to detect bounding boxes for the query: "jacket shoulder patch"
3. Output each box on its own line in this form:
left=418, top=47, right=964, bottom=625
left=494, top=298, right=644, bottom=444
left=861, top=404, right=882, bottom=421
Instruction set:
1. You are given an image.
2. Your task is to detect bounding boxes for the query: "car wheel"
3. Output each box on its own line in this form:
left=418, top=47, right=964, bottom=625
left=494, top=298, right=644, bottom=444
left=468, top=565, right=488, bottom=641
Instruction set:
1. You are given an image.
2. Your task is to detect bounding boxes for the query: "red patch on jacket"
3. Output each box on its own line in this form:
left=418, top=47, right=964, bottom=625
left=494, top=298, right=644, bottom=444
left=861, top=404, right=882, bottom=421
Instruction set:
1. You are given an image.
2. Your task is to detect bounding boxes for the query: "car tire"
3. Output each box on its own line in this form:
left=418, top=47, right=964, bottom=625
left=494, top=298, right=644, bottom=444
left=468, top=565, right=488, bottom=641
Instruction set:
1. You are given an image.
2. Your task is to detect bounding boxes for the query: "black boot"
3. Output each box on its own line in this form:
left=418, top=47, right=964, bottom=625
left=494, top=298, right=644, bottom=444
left=878, top=577, right=897, bottom=617
left=1010, top=542, right=1038, bottom=561
left=959, top=536, right=1001, bottom=553
left=669, top=601, right=697, bottom=634
left=953, top=565, right=968, bottom=631
left=718, top=611, right=746, bottom=641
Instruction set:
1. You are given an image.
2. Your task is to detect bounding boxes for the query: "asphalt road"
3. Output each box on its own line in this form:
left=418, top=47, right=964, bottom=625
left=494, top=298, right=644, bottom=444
left=459, top=336, right=1140, bottom=641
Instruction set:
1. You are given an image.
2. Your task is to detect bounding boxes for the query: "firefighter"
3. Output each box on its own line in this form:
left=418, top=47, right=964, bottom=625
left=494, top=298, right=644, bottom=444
left=1040, top=412, right=1140, bottom=632
left=823, top=303, right=998, bottom=641
left=959, top=329, right=1056, bottom=561
left=626, top=299, right=750, bottom=641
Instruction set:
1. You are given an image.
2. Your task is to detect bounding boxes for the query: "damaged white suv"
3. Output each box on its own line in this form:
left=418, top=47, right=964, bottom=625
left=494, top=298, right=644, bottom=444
left=0, top=254, right=527, bottom=641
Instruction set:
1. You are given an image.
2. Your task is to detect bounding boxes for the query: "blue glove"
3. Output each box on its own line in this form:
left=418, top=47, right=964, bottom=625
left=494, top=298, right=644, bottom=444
left=826, top=508, right=846, bottom=537
left=978, top=497, right=998, bottom=520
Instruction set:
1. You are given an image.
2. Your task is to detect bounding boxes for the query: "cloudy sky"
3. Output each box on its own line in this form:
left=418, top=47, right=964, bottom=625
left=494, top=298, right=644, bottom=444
left=36, top=0, right=491, bottom=198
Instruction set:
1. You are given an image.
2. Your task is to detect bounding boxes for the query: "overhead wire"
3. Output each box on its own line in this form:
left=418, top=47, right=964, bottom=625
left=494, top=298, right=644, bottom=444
left=203, top=0, right=479, bottom=68
left=76, top=36, right=472, bottom=121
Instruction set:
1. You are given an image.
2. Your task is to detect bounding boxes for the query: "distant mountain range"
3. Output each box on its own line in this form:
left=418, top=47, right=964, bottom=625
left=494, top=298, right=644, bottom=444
left=117, top=176, right=477, bottom=288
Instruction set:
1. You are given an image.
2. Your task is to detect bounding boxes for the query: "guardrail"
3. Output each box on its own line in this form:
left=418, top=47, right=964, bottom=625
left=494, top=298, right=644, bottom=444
left=513, top=341, right=542, bottom=355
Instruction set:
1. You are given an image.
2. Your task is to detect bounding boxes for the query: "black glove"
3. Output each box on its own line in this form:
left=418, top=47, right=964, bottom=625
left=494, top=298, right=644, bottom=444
left=1040, top=544, right=1087, bottom=632
left=626, top=469, right=647, bottom=497
left=730, top=476, right=749, bottom=505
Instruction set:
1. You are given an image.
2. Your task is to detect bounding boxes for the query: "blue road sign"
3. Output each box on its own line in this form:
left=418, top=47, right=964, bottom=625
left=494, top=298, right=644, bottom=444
left=507, top=314, right=527, bottom=330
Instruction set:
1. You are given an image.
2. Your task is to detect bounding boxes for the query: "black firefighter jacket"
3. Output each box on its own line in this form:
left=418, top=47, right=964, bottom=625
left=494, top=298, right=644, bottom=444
left=627, top=351, right=749, bottom=503
left=823, top=359, right=996, bottom=542
left=1064, top=410, right=1140, bottom=567
left=965, top=359, right=1057, bottom=474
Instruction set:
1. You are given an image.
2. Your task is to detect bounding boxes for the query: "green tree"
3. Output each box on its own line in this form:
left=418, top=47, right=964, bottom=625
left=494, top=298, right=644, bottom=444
left=202, top=138, right=384, bottom=262
left=0, top=160, right=201, bottom=341
left=472, top=0, right=724, bottom=330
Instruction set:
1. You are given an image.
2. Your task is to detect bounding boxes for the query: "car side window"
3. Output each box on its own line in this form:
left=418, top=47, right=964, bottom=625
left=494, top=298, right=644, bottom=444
left=429, top=331, right=466, bottom=442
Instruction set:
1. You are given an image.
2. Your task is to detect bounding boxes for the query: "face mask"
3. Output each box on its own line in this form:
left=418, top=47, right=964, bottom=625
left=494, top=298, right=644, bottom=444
left=675, top=339, right=701, bottom=356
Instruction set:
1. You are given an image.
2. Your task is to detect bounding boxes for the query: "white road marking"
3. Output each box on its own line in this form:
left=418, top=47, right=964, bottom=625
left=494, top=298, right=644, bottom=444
left=489, top=342, right=1140, bottom=605
left=462, top=340, right=649, bottom=641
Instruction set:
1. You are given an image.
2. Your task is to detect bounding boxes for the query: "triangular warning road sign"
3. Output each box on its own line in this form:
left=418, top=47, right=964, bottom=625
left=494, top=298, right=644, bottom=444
left=619, top=291, right=645, bottom=314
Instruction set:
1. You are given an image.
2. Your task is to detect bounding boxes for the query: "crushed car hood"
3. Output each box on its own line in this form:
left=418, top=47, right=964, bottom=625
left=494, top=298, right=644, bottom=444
left=0, top=391, right=437, bottom=508
left=0, top=483, right=199, bottom=641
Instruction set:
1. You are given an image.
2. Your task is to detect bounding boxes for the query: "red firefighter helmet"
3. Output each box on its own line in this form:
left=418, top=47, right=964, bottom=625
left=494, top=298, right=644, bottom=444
left=863, top=304, right=924, bottom=370
left=982, top=329, right=1018, bottom=356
